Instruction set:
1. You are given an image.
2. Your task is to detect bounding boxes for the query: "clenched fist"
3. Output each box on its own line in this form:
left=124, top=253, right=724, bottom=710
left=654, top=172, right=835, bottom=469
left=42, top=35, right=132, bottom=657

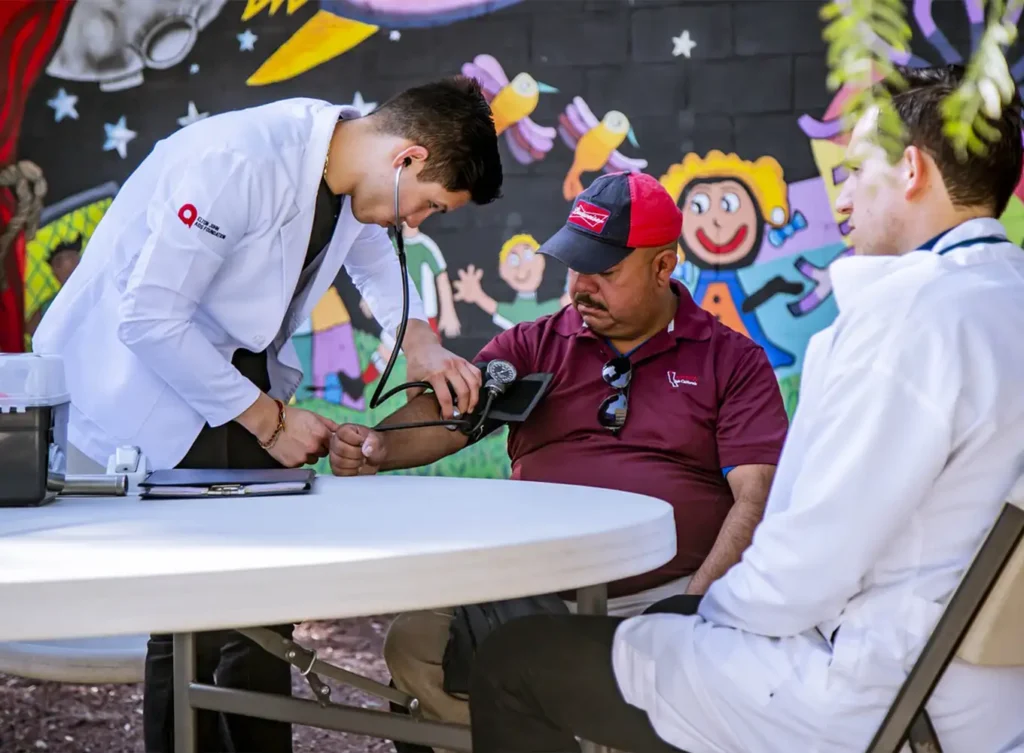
left=329, top=424, right=388, bottom=476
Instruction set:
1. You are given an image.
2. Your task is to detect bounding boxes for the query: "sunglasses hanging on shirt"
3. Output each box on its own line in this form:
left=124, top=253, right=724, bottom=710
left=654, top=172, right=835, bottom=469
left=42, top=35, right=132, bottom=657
left=597, top=355, right=632, bottom=434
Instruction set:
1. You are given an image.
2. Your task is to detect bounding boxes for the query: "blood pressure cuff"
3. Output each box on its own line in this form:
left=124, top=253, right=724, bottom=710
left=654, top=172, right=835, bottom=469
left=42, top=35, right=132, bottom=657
left=460, top=362, right=553, bottom=445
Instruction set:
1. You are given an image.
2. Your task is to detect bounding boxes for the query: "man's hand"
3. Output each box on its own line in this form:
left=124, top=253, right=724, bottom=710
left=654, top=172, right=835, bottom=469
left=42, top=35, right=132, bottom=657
left=265, top=406, right=338, bottom=467
left=238, top=393, right=339, bottom=467
left=330, top=424, right=386, bottom=476
left=402, top=319, right=482, bottom=419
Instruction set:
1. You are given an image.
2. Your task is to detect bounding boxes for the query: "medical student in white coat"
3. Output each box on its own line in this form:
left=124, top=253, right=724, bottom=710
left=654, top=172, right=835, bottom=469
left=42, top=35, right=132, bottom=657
left=465, top=65, right=1024, bottom=753
left=32, top=77, right=502, bottom=753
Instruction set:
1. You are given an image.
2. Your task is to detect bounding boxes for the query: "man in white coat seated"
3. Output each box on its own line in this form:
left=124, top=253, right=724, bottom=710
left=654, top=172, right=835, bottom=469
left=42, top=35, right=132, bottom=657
left=32, top=77, right=502, bottom=753
left=465, top=65, right=1024, bottom=753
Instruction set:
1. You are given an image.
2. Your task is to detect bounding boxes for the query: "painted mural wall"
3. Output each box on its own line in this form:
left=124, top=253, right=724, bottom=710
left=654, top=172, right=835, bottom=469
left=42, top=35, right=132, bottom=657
left=3, top=0, right=1024, bottom=478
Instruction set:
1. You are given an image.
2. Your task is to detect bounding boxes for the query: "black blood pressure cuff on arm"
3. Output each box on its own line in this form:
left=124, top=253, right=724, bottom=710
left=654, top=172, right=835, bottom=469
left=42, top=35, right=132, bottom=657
left=460, top=362, right=553, bottom=445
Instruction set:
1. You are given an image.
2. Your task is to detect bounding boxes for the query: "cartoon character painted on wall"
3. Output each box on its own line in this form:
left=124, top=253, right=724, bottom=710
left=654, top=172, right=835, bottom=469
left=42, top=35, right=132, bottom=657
left=557, top=97, right=647, bottom=201
left=355, top=223, right=460, bottom=387
left=453, top=233, right=563, bottom=330
left=660, top=151, right=803, bottom=369
left=462, top=54, right=558, bottom=166
left=25, top=234, right=81, bottom=336
left=400, top=223, right=460, bottom=338
left=293, top=286, right=366, bottom=410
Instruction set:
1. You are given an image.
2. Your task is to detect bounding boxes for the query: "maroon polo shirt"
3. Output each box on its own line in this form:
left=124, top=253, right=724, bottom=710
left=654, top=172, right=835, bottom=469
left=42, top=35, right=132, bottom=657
left=474, top=280, right=788, bottom=598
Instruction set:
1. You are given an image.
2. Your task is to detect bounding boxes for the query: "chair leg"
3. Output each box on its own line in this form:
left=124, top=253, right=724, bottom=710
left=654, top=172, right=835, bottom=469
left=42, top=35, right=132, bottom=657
left=908, top=710, right=943, bottom=753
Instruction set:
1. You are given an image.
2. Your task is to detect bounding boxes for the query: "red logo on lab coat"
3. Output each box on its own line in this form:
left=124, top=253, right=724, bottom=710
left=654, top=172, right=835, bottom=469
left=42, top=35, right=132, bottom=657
left=178, top=204, right=197, bottom=227
left=176, top=204, right=226, bottom=240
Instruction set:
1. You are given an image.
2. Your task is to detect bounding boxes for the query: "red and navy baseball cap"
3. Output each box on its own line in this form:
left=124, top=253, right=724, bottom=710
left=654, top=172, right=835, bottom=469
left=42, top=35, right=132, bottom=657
left=539, top=172, right=683, bottom=275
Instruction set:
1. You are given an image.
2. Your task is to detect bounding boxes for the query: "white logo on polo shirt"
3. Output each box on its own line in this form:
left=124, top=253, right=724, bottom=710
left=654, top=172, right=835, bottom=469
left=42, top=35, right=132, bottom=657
left=667, top=371, right=697, bottom=388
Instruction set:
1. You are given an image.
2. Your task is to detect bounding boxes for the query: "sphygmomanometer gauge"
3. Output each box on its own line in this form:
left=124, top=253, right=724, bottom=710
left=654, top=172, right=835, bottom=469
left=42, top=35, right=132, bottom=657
left=486, top=359, right=518, bottom=388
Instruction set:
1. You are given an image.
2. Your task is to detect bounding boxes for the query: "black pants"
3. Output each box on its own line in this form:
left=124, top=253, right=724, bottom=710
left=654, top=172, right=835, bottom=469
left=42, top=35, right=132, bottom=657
left=467, top=595, right=700, bottom=753
left=143, top=349, right=295, bottom=753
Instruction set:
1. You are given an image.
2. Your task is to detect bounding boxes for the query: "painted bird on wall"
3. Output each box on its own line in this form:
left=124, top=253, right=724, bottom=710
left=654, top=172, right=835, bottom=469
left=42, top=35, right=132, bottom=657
left=557, top=96, right=647, bottom=201
left=462, top=54, right=558, bottom=165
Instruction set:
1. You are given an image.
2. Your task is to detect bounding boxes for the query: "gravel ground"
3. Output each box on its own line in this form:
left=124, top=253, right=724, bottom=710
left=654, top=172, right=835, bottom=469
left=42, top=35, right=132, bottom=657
left=0, top=617, right=397, bottom=753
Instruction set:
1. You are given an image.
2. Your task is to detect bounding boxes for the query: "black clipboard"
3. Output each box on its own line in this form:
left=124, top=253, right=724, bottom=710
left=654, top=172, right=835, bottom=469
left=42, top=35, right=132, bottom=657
left=138, top=468, right=316, bottom=499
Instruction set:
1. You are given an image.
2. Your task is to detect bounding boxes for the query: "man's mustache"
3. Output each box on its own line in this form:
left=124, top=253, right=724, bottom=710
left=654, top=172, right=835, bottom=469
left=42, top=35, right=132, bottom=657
left=573, top=294, right=605, bottom=311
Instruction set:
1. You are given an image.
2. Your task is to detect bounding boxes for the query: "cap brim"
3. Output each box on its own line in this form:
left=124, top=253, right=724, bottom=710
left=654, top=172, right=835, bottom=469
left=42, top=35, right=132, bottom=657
left=537, top=225, right=631, bottom=275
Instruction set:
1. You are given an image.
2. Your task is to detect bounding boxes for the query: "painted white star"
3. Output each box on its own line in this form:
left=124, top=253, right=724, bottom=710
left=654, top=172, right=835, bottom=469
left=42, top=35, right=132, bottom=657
left=177, top=101, right=209, bottom=128
left=102, top=116, right=137, bottom=159
left=47, top=88, right=79, bottom=122
left=189, top=63, right=200, bottom=74
left=349, top=91, right=377, bottom=116
left=389, top=30, right=401, bottom=41
left=237, top=29, right=258, bottom=51
left=672, top=30, right=696, bottom=58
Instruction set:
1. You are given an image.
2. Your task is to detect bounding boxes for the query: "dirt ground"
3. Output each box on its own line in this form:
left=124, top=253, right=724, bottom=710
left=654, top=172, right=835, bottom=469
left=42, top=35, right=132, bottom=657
left=0, top=617, right=398, bottom=753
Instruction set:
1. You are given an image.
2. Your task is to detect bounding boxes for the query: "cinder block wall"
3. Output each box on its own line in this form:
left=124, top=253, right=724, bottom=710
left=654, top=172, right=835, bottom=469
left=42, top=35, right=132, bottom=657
left=7, top=0, right=1022, bottom=476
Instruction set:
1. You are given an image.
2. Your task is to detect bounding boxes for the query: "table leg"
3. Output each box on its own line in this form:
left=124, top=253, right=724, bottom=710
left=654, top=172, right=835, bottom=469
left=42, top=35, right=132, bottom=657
left=575, top=585, right=612, bottom=753
left=575, top=584, right=608, bottom=616
left=173, top=633, right=197, bottom=753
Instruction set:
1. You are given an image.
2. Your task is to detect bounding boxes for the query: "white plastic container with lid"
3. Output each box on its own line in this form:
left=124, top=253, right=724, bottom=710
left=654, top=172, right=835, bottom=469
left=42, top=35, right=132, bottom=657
left=0, top=353, right=70, bottom=507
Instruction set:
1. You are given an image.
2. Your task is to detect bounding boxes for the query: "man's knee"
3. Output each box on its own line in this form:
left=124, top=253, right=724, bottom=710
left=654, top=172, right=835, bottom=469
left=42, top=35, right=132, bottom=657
left=384, top=609, right=453, bottom=683
left=473, top=614, right=551, bottom=689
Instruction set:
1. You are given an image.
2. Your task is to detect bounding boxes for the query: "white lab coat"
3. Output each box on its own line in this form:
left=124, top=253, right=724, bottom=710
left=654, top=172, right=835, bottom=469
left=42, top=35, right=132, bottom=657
left=33, top=98, right=425, bottom=470
left=613, top=218, right=1024, bottom=753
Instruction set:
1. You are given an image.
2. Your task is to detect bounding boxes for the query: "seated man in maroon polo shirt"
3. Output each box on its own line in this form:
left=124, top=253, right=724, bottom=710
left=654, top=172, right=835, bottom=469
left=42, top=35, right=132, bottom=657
left=328, top=172, right=789, bottom=740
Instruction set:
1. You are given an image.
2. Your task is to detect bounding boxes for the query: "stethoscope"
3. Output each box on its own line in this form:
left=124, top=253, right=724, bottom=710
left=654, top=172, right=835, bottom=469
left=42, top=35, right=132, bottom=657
left=369, top=159, right=517, bottom=436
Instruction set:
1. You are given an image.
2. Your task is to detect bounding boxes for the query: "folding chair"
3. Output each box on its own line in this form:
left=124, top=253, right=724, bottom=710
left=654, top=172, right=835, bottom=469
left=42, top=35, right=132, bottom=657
left=866, top=501, right=1024, bottom=753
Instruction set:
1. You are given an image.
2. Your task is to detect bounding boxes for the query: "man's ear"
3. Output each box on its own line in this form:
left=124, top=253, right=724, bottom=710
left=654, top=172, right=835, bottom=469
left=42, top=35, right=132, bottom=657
left=654, top=246, right=678, bottom=284
left=903, top=145, right=929, bottom=201
left=393, top=145, right=428, bottom=169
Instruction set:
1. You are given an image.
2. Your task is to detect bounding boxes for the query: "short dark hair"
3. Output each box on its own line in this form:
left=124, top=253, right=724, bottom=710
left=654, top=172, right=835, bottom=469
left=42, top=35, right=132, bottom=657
left=47, top=235, right=82, bottom=265
left=370, top=76, right=503, bottom=205
left=879, top=64, right=1023, bottom=216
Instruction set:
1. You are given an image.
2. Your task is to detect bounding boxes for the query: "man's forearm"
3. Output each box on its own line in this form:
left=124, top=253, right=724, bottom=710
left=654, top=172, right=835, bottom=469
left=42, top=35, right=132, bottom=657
left=235, top=391, right=279, bottom=444
left=375, top=394, right=470, bottom=470
left=686, top=498, right=765, bottom=595
left=401, top=316, right=438, bottom=350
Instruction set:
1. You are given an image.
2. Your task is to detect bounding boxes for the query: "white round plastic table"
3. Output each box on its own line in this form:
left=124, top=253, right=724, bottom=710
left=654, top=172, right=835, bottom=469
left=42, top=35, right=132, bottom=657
left=0, top=474, right=675, bottom=752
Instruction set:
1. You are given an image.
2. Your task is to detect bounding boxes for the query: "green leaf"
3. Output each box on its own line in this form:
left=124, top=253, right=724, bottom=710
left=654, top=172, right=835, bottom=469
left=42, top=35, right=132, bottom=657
left=975, top=117, right=1002, bottom=142
left=819, top=0, right=913, bottom=162
left=939, top=5, right=1017, bottom=158
left=872, top=19, right=913, bottom=46
left=820, top=2, right=845, bottom=21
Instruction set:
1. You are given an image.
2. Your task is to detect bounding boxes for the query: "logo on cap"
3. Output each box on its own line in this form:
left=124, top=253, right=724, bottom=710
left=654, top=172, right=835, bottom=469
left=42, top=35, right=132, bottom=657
left=568, top=200, right=610, bottom=234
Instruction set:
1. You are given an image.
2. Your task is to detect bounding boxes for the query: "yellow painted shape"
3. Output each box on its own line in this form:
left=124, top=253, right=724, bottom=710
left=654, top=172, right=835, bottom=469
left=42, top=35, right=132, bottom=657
left=311, top=286, right=352, bottom=331
left=247, top=11, right=378, bottom=87
left=699, top=281, right=749, bottom=337
left=574, top=124, right=622, bottom=172
left=242, top=0, right=307, bottom=21
left=490, top=85, right=537, bottom=135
